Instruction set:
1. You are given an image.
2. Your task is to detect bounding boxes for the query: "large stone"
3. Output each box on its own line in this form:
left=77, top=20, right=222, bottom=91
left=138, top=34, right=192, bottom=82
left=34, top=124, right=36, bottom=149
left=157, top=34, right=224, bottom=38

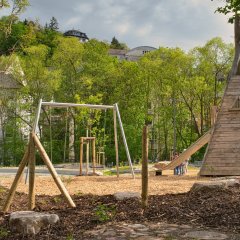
left=113, top=192, right=141, bottom=200
left=191, top=182, right=225, bottom=193
left=9, top=211, right=59, bottom=235
left=212, top=178, right=240, bottom=187
left=190, top=178, right=240, bottom=193
left=184, top=230, right=228, bottom=240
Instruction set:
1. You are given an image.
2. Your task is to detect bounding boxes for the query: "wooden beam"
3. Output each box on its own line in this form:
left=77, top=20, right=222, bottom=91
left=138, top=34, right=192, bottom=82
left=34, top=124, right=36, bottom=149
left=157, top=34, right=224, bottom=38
left=141, top=125, right=148, bottom=209
left=92, top=138, right=96, bottom=175
left=28, top=133, right=36, bottom=210
left=3, top=145, right=29, bottom=212
left=80, top=137, right=83, bottom=175
left=32, top=133, right=76, bottom=208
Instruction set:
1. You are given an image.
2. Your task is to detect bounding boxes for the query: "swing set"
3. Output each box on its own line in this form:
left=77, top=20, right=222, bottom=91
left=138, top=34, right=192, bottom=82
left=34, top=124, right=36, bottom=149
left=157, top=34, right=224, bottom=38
left=3, top=99, right=135, bottom=212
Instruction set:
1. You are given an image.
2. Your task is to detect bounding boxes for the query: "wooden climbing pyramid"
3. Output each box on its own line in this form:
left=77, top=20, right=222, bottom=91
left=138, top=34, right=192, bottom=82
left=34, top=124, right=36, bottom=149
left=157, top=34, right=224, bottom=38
left=200, top=75, right=240, bottom=176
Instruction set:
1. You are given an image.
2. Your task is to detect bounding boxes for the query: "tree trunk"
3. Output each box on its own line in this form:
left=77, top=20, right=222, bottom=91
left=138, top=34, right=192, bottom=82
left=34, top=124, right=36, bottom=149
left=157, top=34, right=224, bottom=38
left=231, top=15, right=240, bottom=76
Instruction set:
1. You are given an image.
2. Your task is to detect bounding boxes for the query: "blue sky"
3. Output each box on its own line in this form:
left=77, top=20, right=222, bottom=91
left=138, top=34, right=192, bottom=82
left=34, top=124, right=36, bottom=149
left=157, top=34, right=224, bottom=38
left=0, top=0, right=233, bottom=50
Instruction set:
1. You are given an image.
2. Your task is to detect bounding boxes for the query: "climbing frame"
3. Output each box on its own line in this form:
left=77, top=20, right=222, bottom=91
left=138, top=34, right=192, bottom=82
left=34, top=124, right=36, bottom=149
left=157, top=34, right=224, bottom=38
left=200, top=75, right=240, bottom=176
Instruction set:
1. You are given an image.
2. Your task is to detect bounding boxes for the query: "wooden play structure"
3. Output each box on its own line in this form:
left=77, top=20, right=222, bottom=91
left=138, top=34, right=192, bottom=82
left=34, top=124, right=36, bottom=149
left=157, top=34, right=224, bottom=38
left=200, top=75, right=240, bottom=175
left=155, top=13, right=240, bottom=176
left=79, top=137, right=96, bottom=175
left=155, top=74, right=240, bottom=176
left=2, top=100, right=134, bottom=212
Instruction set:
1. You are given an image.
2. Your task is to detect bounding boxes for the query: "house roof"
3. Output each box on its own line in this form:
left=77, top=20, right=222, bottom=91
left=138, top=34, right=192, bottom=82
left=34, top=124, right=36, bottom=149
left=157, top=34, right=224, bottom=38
left=0, top=71, right=23, bottom=89
left=109, top=49, right=127, bottom=55
left=64, top=30, right=89, bottom=40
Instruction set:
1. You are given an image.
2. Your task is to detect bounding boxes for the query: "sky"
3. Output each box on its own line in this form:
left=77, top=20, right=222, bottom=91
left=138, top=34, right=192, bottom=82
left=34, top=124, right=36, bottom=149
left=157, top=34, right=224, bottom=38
left=1, top=0, right=234, bottom=51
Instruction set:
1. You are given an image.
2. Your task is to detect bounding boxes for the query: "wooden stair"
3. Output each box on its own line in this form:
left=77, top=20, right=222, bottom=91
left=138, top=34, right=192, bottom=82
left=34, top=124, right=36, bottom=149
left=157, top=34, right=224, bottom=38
left=200, top=75, right=240, bottom=176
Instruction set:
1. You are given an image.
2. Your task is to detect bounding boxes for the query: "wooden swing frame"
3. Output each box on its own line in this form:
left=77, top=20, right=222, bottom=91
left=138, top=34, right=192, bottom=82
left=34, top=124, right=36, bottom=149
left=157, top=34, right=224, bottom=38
left=3, top=99, right=135, bottom=212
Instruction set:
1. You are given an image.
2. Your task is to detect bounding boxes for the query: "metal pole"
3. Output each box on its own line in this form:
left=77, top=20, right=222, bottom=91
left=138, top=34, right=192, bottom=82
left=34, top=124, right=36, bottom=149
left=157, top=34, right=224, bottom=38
left=113, top=108, right=119, bottom=177
left=114, top=103, right=135, bottom=179
left=33, top=99, right=42, bottom=133
left=26, top=98, right=42, bottom=184
left=41, top=102, right=114, bottom=110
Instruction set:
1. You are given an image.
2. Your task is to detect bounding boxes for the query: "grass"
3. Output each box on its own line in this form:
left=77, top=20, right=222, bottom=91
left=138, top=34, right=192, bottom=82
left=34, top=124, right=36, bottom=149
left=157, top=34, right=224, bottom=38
left=94, top=203, right=116, bottom=222
left=0, top=227, right=8, bottom=238
left=103, top=166, right=136, bottom=176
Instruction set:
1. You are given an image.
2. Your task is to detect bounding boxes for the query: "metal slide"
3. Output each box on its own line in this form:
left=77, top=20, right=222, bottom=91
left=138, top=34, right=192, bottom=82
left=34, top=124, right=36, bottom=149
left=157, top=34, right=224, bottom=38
left=156, top=130, right=212, bottom=171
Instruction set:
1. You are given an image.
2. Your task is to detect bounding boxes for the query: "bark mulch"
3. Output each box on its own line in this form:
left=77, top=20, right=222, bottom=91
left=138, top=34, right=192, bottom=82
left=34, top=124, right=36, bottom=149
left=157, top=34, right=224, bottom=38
left=0, top=185, right=240, bottom=239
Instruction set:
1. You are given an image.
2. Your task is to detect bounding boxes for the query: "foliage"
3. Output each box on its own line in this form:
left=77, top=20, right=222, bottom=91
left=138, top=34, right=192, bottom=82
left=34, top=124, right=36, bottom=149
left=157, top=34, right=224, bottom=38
left=212, top=0, right=240, bottom=22
left=94, top=204, right=116, bottom=222
left=46, top=16, right=59, bottom=31
left=110, top=36, right=128, bottom=50
left=0, top=0, right=29, bottom=38
left=0, top=227, right=8, bottom=238
left=0, top=7, right=234, bottom=165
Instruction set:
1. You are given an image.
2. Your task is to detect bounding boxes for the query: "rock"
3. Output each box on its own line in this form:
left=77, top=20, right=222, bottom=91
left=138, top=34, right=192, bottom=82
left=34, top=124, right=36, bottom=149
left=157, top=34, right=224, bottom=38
left=9, top=211, right=59, bottom=235
left=191, top=178, right=240, bottom=193
left=184, top=230, right=228, bottom=240
left=190, top=182, right=225, bottom=193
left=213, top=178, right=240, bottom=187
left=113, top=192, right=141, bottom=200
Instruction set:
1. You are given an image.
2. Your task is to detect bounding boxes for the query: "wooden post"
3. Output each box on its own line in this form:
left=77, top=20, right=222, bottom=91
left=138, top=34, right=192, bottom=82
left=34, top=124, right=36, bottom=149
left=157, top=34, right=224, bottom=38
left=210, top=106, right=217, bottom=127
left=33, top=133, right=76, bottom=208
left=113, top=109, right=119, bottom=177
left=141, top=125, right=148, bottom=209
left=80, top=137, right=83, bottom=175
left=92, top=138, right=96, bottom=174
left=3, top=146, right=29, bottom=212
left=28, top=133, right=36, bottom=210
left=103, top=152, right=105, bottom=167
left=86, top=141, right=89, bottom=175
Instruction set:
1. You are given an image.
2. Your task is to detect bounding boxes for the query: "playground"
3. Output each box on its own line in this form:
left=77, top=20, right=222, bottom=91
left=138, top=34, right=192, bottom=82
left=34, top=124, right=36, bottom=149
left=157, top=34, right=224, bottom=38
left=0, top=169, right=240, bottom=239
left=0, top=167, right=203, bottom=196
left=1, top=1, right=240, bottom=239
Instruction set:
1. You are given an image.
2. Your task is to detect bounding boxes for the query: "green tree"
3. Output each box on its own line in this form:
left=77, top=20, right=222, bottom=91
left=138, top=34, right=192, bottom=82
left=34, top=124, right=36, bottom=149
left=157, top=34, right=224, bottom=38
left=46, top=17, right=59, bottom=31
left=212, top=0, right=240, bottom=75
left=21, top=44, right=61, bottom=103
left=110, top=36, right=128, bottom=50
left=0, top=0, right=29, bottom=37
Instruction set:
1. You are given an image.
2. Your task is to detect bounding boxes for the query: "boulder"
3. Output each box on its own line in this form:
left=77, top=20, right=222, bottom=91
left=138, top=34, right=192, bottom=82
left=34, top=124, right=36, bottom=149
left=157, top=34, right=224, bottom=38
left=9, top=211, right=59, bottom=235
left=191, top=178, right=240, bottom=193
left=113, top=191, right=141, bottom=200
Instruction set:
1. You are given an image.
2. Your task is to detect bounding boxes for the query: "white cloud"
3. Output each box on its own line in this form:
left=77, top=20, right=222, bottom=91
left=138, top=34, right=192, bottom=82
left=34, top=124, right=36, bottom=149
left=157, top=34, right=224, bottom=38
left=74, top=3, right=94, bottom=14
left=65, top=17, right=81, bottom=26
left=136, top=25, right=153, bottom=37
left=115, top=22, right=131, bottom=35
left=18, top=0, right=234, bottom=50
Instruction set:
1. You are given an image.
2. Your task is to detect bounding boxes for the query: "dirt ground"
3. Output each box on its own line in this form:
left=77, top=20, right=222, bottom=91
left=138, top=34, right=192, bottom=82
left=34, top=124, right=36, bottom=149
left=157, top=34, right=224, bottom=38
left=1, top=168, right=240, bottom=239
left=0, top=168, right=207, bottom=196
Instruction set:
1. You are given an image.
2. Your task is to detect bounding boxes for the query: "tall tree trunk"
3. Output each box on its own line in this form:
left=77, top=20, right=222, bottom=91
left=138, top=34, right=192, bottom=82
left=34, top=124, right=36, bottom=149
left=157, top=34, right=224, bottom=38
left=231, top=14, right=240, bottom=76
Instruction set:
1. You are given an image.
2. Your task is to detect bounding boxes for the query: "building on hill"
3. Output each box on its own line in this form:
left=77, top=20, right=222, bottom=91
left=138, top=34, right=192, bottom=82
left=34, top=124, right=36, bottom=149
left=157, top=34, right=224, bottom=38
left=125, top=46, right=157, bottom=61
left=0, top=72, right=23, bottom=89
left=109, top=46, right=157, bottom=61
left=108, top=49, right=128, bottom=60
left=64, top=30, right=89, bottom=42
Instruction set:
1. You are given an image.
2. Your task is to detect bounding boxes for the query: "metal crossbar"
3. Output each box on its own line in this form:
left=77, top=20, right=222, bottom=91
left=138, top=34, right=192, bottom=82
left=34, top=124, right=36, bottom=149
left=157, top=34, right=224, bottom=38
left=32, top=99, right=135, bottom=178
left=41, top=101, right=114, bottom=110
